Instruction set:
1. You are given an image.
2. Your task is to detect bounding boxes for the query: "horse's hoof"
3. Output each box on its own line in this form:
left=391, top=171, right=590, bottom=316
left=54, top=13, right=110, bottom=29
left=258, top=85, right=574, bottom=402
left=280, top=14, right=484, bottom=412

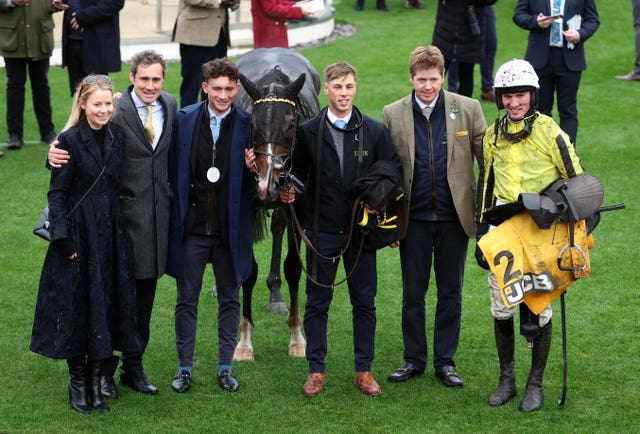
left=268, top=301, right=288, bottom=314
left=288, top=344, right=306, bottom=358
left=233, top=348, right=255, bottom=361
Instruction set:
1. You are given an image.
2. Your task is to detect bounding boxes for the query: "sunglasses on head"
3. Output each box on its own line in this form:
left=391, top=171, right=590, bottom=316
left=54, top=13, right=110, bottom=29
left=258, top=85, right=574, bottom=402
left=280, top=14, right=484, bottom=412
left=83, top=74, right=112, bottom=84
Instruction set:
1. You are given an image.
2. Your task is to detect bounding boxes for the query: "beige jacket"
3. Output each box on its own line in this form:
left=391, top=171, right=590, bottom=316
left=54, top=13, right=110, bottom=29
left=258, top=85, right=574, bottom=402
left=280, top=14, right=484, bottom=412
left=172, top=0, right=228, bottom=47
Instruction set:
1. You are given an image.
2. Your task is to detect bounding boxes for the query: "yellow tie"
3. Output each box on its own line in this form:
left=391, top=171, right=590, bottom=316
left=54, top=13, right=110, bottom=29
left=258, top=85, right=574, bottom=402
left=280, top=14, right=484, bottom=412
left=144, top=105, right=154, bottom=145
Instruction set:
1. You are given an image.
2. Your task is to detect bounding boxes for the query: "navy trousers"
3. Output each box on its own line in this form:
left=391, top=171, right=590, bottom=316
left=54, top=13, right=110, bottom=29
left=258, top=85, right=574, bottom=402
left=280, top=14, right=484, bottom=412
left=303, top=232, right=377, bottom=373
left=174, top=233, right=239, bottom=368
left=536, top=47, right=582, bottom=144
left=178, top=30, right=227, bottom=108
left=399, top=220, right=468, bottom=372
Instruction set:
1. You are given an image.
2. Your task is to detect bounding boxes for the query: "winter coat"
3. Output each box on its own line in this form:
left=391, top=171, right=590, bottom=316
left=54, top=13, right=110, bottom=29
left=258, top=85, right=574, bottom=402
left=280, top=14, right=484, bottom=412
left=432, top=0, right=497, bottom=64
left=293, top=107, right=400, bottom=235
left=0, top=0, right=57, bottom=60
left=251, top=0, right=304, bottom=48
left=115, top=87, right=176, bottom=280
left=31, top=119, right=140, bottom=360
left=166, top=102, right=255, bottom=285
left=61, top=0, right=124, bottom=73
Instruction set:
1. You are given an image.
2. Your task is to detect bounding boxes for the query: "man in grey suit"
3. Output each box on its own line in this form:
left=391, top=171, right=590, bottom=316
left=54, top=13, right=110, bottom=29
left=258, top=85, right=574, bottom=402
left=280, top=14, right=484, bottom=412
left=48, top=50, right=177, bottom=398
left=382, top=45, right=485, bottom=388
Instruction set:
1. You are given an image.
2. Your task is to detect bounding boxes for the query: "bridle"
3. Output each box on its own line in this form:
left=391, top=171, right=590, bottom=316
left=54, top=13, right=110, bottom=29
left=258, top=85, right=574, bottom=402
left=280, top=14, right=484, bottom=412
left=248, top=95, right=299, bottom=191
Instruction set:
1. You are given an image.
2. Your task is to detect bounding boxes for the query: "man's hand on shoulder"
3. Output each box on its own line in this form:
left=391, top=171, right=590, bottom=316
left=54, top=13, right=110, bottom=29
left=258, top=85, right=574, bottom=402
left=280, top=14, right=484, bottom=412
left=48, top=140, right=70, bottom=169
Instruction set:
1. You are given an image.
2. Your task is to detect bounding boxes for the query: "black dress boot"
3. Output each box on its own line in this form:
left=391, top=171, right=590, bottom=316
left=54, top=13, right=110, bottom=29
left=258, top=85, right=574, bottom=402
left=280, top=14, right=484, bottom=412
left=67, top=356, right=91, bottom=414
left=519, top=320, right=552, bottom=412
left=489, top=317, right=517, bottom=406
left=88, top=360, right=109, bottom=411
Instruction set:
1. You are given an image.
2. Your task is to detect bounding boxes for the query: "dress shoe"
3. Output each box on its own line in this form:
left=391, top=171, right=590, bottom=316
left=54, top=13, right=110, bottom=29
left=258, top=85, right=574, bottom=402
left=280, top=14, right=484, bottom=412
left=377, top=6, right=389, bottom=11
left=436, top=365, right=464, bottom=388
left=120, top=369, right=159, bottom=395
left=41, top=131, right=57, bottom=145
left=218, top=370, right=239, bottom=392
left=354, top=4, right=363, bottom=11
left=171, top=370, right=192, bottom=393
left=615, top=71, right=640, bottom=81
left=8, top=135, right=23, bottom=150
left=387, top=362, right=424, bottom=382
left=355, top=371, right=381, bottom=396
left=100, top=375, right=119, bottom=399
left=302, top=373, right=325, bottom=397
left=481, top=90, right=496, bottom=102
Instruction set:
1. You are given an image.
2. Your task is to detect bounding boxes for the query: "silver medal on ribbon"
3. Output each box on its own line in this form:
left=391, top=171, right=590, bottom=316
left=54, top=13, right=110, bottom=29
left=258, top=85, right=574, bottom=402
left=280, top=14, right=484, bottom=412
left=207, top=166, right=220, bottom=183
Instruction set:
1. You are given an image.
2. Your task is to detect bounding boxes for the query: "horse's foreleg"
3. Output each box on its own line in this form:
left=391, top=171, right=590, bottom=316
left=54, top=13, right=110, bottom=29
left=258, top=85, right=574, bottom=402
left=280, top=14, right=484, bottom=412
left=267, top=208, right=287, bottom=313
left=234, top=256, right=257, bottom=361
left=284, top=225, right=306, bottom=357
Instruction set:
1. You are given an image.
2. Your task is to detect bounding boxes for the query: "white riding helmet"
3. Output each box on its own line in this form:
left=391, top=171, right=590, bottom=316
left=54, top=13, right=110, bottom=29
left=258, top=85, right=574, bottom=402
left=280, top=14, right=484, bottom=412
left=493, top=59, right=539, bottom=109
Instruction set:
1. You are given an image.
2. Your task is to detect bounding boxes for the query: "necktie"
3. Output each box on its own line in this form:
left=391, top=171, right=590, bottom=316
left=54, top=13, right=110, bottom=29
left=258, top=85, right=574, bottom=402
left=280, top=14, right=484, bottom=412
left=144, top=105, right=154, bottom=145
left=211, top=115, right=220, bottom=143
left=422, top=105, right=433, bottom=120
left=551, top=0, right=562, bottom=46
left=334, top=119, right=347, bottom=129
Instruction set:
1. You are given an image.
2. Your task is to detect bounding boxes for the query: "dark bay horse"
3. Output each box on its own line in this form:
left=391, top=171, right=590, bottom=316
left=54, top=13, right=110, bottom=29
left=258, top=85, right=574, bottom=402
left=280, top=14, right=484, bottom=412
left=234, top=48, right=320, bottom=360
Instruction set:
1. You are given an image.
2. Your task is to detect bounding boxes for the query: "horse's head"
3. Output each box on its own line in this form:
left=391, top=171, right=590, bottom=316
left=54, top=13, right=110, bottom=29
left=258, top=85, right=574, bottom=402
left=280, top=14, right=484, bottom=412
left=240, top=67, right=306, bottom=204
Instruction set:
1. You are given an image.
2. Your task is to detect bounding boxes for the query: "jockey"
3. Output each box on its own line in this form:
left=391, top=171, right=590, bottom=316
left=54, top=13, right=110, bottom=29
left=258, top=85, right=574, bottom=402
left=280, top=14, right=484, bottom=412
left=477, top=59, right=583, bottom=412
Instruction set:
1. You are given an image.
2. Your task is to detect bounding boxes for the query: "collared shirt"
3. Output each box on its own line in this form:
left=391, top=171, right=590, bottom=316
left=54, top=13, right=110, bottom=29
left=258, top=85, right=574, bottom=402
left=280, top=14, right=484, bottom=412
left=207, top=105, right=231, bottom=144
left=130, top=90, right=164, bottom=150
left=414, top=93, right=439, bottom=115
left=325, top=110, right=352, bottom=177
left=326, top=110, right=352, bottom=127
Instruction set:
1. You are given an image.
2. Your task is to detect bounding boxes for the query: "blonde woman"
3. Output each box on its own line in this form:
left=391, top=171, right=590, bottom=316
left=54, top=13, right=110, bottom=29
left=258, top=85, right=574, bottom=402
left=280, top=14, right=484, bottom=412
left=30, top=75, right=140, bottom=413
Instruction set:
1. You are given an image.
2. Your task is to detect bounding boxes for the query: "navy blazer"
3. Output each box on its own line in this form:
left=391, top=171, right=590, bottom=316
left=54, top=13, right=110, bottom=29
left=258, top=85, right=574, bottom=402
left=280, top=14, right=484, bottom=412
left=513, top=0, right=599, bottom=71
left=166, top=102, right=254, bottom=285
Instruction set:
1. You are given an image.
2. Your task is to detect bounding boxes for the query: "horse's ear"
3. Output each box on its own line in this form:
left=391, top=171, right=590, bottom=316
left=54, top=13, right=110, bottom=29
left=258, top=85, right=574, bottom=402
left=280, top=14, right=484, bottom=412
left=239, top=73, right=261, bottom=101
left=285, top=73, right=307, bottom=100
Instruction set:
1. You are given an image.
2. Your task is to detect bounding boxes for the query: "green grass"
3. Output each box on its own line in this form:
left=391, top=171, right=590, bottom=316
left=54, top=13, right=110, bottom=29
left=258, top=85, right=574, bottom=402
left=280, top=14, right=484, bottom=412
left=1, top=1, right=639, bottom=433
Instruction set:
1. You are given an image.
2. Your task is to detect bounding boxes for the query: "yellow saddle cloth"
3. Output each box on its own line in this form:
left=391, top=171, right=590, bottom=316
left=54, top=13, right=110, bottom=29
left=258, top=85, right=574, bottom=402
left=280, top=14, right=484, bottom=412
left=478, top=212, right=594, bottom=314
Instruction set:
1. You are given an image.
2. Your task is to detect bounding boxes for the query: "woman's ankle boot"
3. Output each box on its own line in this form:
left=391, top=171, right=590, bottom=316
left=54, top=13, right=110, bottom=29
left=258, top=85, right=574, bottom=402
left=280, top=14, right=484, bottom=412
left=88, top=360, right=109, bottom=411
left=67, top=356, right=91, bottom=414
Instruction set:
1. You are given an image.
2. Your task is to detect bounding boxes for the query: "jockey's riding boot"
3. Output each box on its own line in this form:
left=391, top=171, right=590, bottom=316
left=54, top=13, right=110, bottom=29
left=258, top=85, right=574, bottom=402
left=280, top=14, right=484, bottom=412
left=519, top=320, right=552, bottom=412
left=489, top=317, right=517, bottom=406
left=88, top=360, right=109, bottom=411
left=67, top=356, right=91, bottom=414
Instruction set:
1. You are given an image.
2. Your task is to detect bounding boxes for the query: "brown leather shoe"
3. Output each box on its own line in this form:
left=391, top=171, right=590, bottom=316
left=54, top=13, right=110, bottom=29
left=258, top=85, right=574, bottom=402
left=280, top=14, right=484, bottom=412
left=302, top=373, right=325, bottom=397
left=355, top=371, right=381, bottom=396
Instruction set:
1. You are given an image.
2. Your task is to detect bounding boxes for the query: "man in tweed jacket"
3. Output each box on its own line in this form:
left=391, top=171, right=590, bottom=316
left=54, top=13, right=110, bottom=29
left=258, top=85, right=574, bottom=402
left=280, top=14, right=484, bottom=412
left=382, top=45, right=485, bottom=389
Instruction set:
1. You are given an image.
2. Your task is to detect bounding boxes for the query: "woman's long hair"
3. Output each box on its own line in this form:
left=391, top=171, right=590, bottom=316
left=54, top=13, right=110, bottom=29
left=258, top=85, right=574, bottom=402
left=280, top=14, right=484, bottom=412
left=61, top=75, right=115, bottom=133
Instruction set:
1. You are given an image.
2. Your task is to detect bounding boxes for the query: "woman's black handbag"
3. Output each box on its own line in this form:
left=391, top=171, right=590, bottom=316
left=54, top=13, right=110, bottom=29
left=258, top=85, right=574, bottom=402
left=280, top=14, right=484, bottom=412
left=33, top=166, right=106, bottom=242
left=33, top=207, right=51, bottom=241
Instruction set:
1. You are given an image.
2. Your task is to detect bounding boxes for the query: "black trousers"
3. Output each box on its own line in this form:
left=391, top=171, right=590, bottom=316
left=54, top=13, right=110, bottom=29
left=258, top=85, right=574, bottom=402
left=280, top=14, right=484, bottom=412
left=174, top=233, right=239, bottom=368
left=399, top=220, right=468, bottom=372
left=4, top=57, right=54, bottom=139
left=179, top=30, right=227, bottom=108
left=303, top=232, right=377, bottom=373
left=102, top=278, right=158, bottom=376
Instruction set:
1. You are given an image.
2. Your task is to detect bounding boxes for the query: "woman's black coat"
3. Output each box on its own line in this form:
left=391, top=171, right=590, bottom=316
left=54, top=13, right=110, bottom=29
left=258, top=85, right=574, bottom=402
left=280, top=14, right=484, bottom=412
left=31, top=119, right=140, bottom=360
left=432, top=0, right=497, bottom=64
